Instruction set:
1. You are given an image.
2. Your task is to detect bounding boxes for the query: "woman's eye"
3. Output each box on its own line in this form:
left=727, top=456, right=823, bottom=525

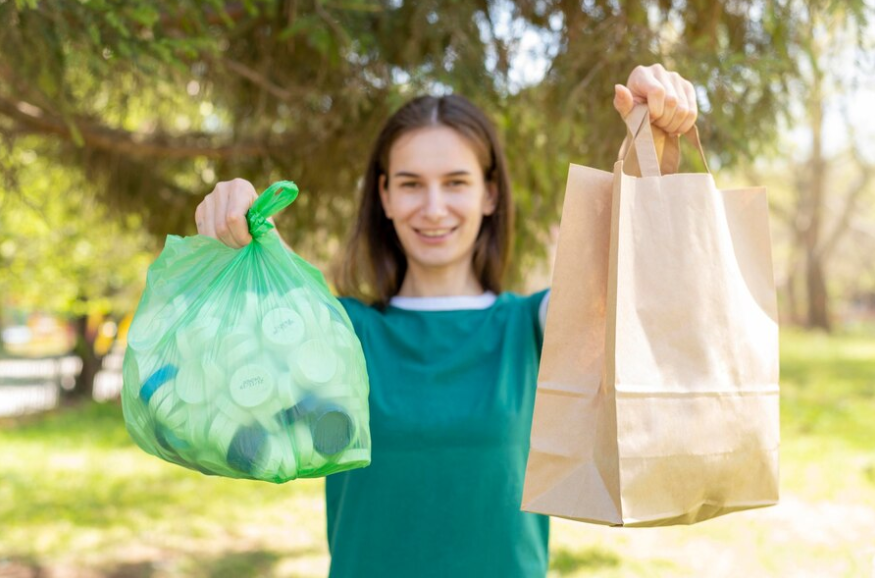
left=447, top=180, right=467, bottom=188
left=400, top=182, right=420, bottom=189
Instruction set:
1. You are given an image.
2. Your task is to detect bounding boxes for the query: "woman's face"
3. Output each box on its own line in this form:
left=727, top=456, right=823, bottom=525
left=379, top=125, right=497, bottom=278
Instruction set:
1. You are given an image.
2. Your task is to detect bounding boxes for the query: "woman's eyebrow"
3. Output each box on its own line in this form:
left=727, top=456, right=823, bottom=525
left=392, top=170, right=472, bottom=178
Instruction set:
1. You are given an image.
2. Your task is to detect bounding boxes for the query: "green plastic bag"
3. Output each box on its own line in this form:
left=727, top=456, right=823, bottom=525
left=121, top=181, right=371, bottom=482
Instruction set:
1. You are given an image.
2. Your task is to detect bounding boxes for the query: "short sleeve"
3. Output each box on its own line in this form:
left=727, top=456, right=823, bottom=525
left=524, top=288, right=550, bottom=350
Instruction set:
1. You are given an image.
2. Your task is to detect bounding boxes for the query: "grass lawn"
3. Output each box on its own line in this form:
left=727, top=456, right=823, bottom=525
left=1, top=329, right=873, bottom=577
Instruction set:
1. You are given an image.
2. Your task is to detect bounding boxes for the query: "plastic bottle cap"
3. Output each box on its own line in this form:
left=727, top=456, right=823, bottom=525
left=252, top=395, right=284, bottom=433
left=227, top=424, right=267, bottom=474
left=176, top=316, right=220, bottom=359
left=295, top=340, right=338, bottom=383
left=208, top=412, right=239, bottom=455
left=182, top=410, right=210, bottom=447
left=229, top=364, right=275, bottom=408
left=128, top=307, right=173, bottom=352
left=278, top=436, right=299, bottom=479
left=221, top=331, right=259, bottom=368
left=193, top=450, right=230, bottom=476
left=336, top=449, right=371, bottom=466
left=156, top=424, right=191, bottom=452
left=311, top=406, right=354, bottom=455
left=152, top=388, right=186, bottom=430
left=176, top=364, right=206, bottom=405
left=217, top=394, right=256, bottom=426
left=262, top=308, right=305, bottom=347
left=254, top=437, right=283, bottom=478
left=139, top=364, right=178, bottom=403
left=277, top=372, right=303, bottom=408
left=203, top=360, right=225, bottom=389
left=293, top=420, right=314, bottom=466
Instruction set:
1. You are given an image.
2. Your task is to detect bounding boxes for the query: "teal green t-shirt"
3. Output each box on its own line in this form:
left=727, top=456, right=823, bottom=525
left=326, top=290, right=550, bottom=578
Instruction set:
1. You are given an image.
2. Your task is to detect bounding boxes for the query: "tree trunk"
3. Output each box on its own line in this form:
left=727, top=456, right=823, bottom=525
left=805, top=250, right=831, bottom=331
left=65, top=313, right=102, bottom=402
left=802, top=56, right=831, bottom=331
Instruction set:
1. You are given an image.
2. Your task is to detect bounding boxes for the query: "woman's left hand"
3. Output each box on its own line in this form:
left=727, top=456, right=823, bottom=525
left=613, top=64, right=698, bottom=136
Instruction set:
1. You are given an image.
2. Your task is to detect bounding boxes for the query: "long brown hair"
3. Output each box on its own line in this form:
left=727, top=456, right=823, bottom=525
left=335, top=94, right=514, bottom=307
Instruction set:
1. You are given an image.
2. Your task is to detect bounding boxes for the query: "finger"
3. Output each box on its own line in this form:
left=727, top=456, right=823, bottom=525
left=660, top=73, right=690, bottom=134
left=678, top=79, right=698, bottom=134
left=652, top=67, right=680, bottom=132
left=214, top=188, right=241, bottom=248
left=627, top=65, right=667, bottom=121
left=201, top=194, right=218, bottom=239
left=226, top=187, right=256, bottom=247
left=195, top=202, right=205, bottom=235
left=613, top=84, right=635, bottom=118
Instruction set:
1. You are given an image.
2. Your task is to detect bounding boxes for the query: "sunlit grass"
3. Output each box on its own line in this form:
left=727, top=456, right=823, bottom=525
left=1, top=328, right=873, bottom=577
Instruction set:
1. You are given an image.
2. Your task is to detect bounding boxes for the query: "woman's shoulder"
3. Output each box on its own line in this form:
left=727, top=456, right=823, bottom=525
left=495, top=288, right=550, bottom=334
left=495, top=288, right=550, bottom=310
left=337, top=295, right=370, bottom=315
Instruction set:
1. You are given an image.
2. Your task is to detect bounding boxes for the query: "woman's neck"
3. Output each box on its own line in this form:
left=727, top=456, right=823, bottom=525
left=396, top=264, right=485, bottom=298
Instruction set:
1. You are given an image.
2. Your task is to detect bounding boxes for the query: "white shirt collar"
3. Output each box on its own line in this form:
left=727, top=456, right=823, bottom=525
left=388, top=291, right=497, bottom=311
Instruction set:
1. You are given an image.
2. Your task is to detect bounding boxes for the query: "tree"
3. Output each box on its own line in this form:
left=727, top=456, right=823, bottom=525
left=0, top=140, right=155, bottom=398
left=748, top=2, right=874, bottom=331
left=1, top=1, right=872, bottom=395
left=0, top=1, right=841, bottom=270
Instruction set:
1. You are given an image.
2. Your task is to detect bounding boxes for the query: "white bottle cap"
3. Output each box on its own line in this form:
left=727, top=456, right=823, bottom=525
left=254, top=437, right=283, bottom=478
left=220, top=330, right=259, bottom=368
left=128, top=306, right=173, bottom=352
left=336, top=448, right=371, bottom=467
left=277, top=371, right=304, bottom=408
left=292, top=419, right=314, bottom=467
left=229, top=364, right=275, bottom=408
left=154, top=391, right=186, bottom=430
left=175, top=364, right=207, bottom=405
left=176, top=316, right=221, bottom=359
left=182, top=409, right=210, bottom=447
left=295, top=340, right=338, bottom=383
left=252, top=395, right=284, bottom=433
left=217, top=394, right=256, bottom=426
left=201, top=360, right=225, bottom=398
left=207, top=412, right=238, bottom=456
left=278, top=435, right=299, bottom=479
left=262, top=307, right=305, bottom=348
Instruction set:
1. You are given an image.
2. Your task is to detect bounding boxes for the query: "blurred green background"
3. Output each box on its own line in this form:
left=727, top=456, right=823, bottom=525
left=1, top=1, right=874, bottom=577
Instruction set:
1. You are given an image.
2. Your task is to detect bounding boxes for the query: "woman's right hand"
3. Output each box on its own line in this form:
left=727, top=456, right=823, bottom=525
left=195, top=178, right=265, bottom=249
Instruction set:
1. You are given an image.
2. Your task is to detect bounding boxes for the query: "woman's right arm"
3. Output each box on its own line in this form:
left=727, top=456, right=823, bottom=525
left=195, top=178, right=289, bottom=249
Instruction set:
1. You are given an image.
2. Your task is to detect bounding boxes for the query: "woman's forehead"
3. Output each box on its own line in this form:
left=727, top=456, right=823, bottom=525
left=389, top=126, right=484, bottom=176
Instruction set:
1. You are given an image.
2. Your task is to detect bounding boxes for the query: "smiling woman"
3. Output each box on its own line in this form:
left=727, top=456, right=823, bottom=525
left=193, top=65, right=699, bottom=578
left=338, top=95, right=514, bottom=307
left=380, top=129, right=498, bottom=296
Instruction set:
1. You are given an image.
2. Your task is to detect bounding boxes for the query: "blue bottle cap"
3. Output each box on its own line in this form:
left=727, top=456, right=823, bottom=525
left=227, top=424, right=268, bottom=474
left=139, top=364, right=178, bottom=403
left=311, top=405, right=354, bottom=456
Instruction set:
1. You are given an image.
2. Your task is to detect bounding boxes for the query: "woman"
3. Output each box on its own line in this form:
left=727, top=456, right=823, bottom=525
left=196, top=64, right=698, bottom=577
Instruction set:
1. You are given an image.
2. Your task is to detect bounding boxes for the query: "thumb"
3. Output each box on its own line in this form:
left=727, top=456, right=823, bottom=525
left=613, top=84, right=635, bottom=118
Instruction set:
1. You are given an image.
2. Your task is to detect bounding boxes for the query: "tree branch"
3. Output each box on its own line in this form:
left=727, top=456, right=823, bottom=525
left=818, top=159, right=874, bottom=260
left=221, top=58, right=310, bottom=101
left=0, top=95, right=287, bottom=159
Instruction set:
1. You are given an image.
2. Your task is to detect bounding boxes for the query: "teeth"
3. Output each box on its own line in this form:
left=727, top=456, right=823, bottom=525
left=419, top=228, right=452, bottom=237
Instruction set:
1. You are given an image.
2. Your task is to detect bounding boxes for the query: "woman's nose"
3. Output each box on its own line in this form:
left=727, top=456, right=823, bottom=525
left=422, top=185, right=448, bottom=220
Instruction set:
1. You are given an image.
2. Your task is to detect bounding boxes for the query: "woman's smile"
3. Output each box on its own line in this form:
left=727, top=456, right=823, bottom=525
left=414, top=226, right=459, bottom=242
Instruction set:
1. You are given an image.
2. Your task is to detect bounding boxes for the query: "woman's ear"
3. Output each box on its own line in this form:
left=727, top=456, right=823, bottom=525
left=483, top=181, right=498, bottom=216
left=378, top=174, right=393, bottom=219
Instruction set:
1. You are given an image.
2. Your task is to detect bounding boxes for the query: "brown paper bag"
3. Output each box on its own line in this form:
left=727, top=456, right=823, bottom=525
left=521, top=105, right=780, bottom=527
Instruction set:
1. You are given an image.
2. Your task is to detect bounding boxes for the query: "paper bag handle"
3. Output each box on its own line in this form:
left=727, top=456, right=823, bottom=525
left=619, top=104, right=711, bottom=177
